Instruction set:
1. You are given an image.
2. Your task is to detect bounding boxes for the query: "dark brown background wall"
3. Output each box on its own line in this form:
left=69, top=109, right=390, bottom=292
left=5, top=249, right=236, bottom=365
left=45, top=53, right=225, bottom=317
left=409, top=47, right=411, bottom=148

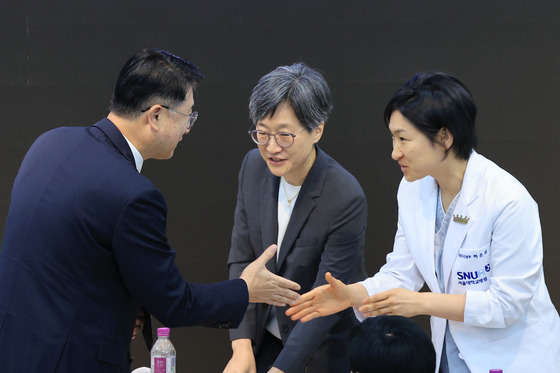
left=1, top=1, right=559, bottom=370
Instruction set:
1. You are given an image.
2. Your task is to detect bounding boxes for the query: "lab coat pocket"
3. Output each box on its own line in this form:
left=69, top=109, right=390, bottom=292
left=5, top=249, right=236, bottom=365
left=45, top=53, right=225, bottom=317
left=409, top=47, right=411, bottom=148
left=470, top=322, right=555, bottom=371
left=454, top=243, right=491, bottom=291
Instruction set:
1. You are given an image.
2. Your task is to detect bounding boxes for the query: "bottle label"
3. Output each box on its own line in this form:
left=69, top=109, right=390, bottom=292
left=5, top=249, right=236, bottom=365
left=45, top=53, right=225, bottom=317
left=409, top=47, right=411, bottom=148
left=152, top=357, right=176, bottom=373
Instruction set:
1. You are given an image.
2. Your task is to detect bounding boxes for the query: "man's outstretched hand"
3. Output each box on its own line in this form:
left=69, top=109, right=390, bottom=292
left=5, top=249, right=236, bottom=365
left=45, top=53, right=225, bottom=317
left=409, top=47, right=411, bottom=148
left=240, top=245, right=301, bottom=307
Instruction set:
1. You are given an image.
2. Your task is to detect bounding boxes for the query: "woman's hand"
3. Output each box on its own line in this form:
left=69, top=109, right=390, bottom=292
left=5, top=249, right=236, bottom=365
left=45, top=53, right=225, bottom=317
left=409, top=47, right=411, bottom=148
left=358, top=288, right=423, bottom=318
left=286, top=272, right=368, bottom=322
left=223, top=339, right=256, bottom=373
left=268, top=368, right=284, bottom=373
left=358, top=288, right=466, bottom=322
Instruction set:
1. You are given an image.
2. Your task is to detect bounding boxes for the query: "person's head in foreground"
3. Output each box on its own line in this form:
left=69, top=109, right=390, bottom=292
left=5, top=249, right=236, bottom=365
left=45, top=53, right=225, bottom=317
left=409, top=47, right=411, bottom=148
left=347, top=315, right=436, bottom=373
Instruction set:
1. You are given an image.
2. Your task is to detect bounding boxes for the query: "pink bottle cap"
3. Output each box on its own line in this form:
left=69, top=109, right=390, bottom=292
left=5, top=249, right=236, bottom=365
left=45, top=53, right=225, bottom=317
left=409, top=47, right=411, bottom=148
left=157, top=327, right=170, bottom=337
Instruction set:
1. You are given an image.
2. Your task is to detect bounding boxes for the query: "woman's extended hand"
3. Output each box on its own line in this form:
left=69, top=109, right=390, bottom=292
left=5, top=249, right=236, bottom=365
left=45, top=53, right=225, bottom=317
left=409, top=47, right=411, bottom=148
left=286, top=272, right=368, bottom=322
left=358, top=288, right=423, bottom=318
left=223, top=339, right=256, bottom=373
left=358, top=289, right=465, bottom=321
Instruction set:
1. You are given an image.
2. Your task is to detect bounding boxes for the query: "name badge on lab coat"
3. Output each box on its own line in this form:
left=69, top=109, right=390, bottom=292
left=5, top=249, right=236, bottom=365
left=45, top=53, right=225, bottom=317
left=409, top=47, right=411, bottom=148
left=454, top=243, right=491, bottom=290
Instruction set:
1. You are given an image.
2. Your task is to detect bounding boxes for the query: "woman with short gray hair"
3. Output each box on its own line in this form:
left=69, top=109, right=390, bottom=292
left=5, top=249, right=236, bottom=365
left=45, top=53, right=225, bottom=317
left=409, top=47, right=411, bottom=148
left=226, top=63, right=368, bottom=373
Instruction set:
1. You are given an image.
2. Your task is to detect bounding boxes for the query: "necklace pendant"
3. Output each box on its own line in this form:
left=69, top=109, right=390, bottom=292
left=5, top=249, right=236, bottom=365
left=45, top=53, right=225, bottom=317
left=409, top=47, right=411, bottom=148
left=282, top=177, right=299, bottom=209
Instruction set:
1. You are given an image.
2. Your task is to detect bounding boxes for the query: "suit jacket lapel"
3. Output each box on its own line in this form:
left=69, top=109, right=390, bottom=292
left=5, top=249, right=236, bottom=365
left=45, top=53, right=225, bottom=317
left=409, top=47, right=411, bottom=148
left=92, top=118, right=137, bottom=170
left=276, top=188, right=316, bottom=272
left=261, top=174, right=279, bottom=273
left=276, top=147, right=325, bottom=272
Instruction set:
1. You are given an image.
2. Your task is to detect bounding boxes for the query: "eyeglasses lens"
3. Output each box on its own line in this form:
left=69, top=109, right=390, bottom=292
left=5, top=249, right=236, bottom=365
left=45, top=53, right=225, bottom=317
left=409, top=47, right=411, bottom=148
left=251, top=131, right=293, bottom=147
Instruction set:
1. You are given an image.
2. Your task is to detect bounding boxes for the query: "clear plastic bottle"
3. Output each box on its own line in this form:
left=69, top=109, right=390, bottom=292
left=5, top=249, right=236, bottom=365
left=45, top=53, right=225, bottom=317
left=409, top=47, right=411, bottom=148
left=151, top=327, right=176, bottom=373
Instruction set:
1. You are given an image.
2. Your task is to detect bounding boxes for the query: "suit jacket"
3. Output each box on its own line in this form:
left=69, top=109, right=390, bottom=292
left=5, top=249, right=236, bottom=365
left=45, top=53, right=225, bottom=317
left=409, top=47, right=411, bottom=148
left=360, top=151, right=560, bottom=372
left=228, top=147, right=368, bottom=373
left=0, top=119, right=249, bottom=372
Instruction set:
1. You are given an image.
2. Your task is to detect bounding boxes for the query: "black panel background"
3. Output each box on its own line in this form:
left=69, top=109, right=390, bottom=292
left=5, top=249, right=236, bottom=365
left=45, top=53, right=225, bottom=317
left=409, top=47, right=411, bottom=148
left=1, top=1, right=558, bottom=370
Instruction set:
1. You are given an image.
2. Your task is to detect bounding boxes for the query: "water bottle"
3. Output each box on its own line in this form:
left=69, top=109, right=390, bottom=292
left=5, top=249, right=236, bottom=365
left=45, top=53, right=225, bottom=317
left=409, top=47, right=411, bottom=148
left=151, top=327, right=176, bottom=373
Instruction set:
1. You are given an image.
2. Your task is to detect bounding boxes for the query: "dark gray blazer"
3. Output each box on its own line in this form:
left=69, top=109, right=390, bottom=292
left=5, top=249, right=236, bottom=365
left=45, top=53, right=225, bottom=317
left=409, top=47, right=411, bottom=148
left=228, top=147, right=368, bottom=373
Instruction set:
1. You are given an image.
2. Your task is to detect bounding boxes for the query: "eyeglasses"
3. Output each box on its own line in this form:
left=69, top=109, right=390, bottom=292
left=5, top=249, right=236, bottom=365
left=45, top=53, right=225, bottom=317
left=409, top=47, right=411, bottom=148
left=141, top=105, right=199, bottom=130
left=248, top=128, right=305, bottom=148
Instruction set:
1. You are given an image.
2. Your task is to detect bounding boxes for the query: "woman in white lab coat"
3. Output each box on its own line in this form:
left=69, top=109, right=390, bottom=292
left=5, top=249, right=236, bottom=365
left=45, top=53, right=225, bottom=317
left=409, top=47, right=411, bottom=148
left=287, top=72, right=560, bottom=373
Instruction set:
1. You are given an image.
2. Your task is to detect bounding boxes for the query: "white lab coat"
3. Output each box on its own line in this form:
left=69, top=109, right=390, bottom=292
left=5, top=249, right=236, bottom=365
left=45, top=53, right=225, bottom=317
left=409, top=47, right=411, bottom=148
left=360, top=152, right=560, bottom=373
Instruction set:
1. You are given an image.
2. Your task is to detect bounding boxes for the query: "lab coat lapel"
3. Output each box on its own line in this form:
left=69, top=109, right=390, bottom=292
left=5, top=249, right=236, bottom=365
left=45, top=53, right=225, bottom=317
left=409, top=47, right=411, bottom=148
left=414, top=178, right=440, bottom=292
left=441, top=198, right=473, bottom=290
left=441, top=152, right=481, bottom=290
left=261, top=174, right=280, bottom=273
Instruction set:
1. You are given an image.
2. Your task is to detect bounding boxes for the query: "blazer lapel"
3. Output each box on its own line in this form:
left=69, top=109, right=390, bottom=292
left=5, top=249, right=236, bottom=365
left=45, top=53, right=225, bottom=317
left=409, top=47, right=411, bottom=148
left=276, top=188, right=316, bottom=272
left=261, top=174, right=279, bottom=273
left=276, top=147, right=325, bottom=272
left=92, top=118, right=137, bottom=170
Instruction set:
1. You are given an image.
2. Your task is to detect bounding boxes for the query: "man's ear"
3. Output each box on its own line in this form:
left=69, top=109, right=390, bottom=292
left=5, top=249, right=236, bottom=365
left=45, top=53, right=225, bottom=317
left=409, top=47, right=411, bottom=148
left=146, top=105, right=163, bottom=132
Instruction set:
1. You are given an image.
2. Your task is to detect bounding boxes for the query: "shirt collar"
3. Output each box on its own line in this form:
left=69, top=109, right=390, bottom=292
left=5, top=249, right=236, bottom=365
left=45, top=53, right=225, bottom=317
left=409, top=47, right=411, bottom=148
left=122, top=135, right=144, bottom=173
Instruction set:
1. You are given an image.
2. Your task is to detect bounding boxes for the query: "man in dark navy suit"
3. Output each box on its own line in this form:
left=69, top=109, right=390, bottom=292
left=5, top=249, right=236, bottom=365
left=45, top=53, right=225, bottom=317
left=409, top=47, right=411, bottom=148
left=0, top=48, right=300, bottom=372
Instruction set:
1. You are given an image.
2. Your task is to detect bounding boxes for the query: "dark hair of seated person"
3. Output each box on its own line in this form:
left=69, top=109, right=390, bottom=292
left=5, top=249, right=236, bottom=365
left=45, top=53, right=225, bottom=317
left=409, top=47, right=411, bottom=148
left=347, top=315, right=436, bottom=373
